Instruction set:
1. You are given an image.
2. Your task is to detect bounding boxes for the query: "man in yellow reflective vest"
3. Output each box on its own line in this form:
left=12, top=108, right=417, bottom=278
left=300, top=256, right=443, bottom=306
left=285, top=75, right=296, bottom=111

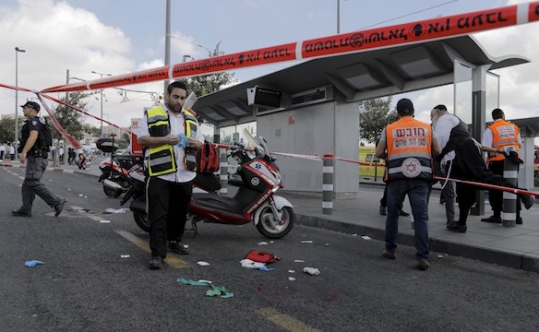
left=481, top=108, right=523, bottom=224
left=376, top=98, right=441, bottom=271
left=137, top=81, right=204, bottom=270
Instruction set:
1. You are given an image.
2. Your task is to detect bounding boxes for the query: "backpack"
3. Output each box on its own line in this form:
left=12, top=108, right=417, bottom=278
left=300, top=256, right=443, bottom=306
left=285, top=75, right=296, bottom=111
left=38, top=118, right=53, bottom=152
left=196, top=141, right=220, bottom=173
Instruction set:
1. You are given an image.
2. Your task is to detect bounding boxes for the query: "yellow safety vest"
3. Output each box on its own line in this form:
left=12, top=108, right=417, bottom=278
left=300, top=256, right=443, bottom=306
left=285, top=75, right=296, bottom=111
left=146, top=105, right=198, bottom=176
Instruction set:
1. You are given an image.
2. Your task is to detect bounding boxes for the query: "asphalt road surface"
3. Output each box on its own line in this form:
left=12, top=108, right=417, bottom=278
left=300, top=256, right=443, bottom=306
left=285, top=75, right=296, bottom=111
left=1, top=166, right=538, bottom=332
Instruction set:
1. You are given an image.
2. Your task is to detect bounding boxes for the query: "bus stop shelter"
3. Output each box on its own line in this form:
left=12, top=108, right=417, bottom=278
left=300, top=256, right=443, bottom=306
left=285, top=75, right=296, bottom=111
left=194, top=35, right=532, bottom=212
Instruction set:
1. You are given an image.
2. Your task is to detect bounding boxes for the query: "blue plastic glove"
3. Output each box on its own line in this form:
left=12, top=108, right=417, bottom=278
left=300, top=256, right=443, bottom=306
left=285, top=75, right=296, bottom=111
left=24, top=260, right=44, bottom=268
left=177, top=133, right=188, bottom=148
left=257, top=265, right=274, bottom=272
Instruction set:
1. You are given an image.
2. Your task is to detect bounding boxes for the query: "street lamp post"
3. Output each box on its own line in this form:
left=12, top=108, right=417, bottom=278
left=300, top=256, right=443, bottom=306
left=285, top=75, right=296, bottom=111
left=91, top=71, right=111, bottom=137
left=14, top=47, right=26, bottom=160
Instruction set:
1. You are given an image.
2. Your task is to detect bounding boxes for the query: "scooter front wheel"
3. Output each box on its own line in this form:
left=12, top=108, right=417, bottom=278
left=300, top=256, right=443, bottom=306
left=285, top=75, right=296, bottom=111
left=256, top=206, right=294, bottom=239
left=103, top=185, right=122, bottom=198
left=134, top=211, right=150, bottom=232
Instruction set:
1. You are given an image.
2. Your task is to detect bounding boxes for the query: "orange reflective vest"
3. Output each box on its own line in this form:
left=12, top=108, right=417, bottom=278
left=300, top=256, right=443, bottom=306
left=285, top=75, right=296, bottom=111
left=384, top=117, right=433, bottom=182
left=487, top=119, right=520, bottom=163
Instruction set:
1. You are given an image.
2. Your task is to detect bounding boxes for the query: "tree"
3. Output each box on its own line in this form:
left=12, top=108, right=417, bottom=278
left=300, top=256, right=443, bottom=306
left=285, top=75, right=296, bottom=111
left=82, top=124, right=100, bottom=137
left=0, top=117, right=15, bottom=144
left=51, top=91, right=96, bottom=141
left=184, top=42, right=237, bottom=97
left=359, top=96, right=396, bottom=144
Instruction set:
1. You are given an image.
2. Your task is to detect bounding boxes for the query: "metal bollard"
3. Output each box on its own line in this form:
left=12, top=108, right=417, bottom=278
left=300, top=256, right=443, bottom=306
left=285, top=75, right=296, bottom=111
left=322, top=153, right=334, bottom=215
left=219, top=151, right=228, bottom=196
left=502, top=156, right=519, bottom=227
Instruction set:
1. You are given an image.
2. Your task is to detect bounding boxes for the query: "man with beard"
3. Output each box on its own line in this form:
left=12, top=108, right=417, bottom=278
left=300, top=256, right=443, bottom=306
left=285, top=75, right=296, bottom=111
left=430, top=104, right=534, bottom=233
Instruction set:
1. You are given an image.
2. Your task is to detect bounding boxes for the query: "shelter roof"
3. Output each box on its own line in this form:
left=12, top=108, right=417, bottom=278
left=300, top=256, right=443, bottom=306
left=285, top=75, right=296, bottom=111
left=195, top=35, right=528, bottom=127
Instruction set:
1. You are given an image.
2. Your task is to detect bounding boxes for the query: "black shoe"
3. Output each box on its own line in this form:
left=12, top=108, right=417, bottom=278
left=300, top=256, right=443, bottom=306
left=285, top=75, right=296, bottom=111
left=379, top=205, right=387, bottom=216
left=399, top=210, right=410, bottom=217
left=54, top=199, right=66, bottom=217
left=149, top=256, right=163, bottom=270
left=516, top=216, right=523, bottom=225
left=521, top=194, right=535, bottom=210
left=12, top=209, right=32, bottom=217
left=382, top=250, right=395, bottom=260
left=417, top=260, right=429, bottom=271
left=447, top=222, right=467, bottom=233
left=481, top=215, right=502, bottom=223
left=169, top=241, right=189, bottom=255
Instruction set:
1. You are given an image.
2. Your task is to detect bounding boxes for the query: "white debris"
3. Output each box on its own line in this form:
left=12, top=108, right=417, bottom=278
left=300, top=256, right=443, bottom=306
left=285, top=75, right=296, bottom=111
left=303, top=267, right=320, bottom=276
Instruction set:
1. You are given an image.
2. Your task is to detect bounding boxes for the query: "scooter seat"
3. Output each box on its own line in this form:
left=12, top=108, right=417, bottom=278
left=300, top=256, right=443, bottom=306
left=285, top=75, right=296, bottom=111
left=191, top=192, right=243, bottom=214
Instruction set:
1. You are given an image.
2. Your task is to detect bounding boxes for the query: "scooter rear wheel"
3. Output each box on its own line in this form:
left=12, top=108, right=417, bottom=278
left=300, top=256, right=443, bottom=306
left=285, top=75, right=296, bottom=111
left=256, top=206, right=294, bottom=239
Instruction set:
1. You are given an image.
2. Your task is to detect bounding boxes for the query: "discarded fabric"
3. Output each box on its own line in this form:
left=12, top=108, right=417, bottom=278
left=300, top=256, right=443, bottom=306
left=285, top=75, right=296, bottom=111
left=178, top=277, right=233, bottom=298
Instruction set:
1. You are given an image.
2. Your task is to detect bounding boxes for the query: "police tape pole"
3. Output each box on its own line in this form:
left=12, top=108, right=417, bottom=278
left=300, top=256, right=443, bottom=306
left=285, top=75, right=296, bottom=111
left=502, top=158, right=519, bottom=227
left=323, top=154, right=334, bottom=215
left=219, top=151, right=228, bottom=196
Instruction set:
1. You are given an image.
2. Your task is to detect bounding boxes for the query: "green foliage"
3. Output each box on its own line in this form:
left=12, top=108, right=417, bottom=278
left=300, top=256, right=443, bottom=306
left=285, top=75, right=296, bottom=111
left=184, top=42, right=237, bottom=97
left=51, top=91, right=96, bottom=141
left=82, top=124, right=100, bottom=137
left=0, top=117, right=15, bottom=143
left=359, top=97, right=396, bottom=144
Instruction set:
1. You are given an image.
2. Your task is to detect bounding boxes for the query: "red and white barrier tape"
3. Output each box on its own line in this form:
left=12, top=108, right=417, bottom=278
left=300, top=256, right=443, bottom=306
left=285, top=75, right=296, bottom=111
left=39, top=2, right=539, bottom=93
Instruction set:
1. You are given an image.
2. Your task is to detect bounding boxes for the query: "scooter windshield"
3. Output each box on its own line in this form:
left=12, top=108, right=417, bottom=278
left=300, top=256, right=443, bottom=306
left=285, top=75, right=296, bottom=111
left=243, top=128, right=268, bottom=158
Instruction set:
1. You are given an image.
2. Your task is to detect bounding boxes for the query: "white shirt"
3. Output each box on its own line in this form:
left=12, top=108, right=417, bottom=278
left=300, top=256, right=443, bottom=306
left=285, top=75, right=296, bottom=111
left=136, top=104, right=204, bottom=183
left=433, top=113, right=461, bottom=165
left=433, top=113, right=461, bottom=150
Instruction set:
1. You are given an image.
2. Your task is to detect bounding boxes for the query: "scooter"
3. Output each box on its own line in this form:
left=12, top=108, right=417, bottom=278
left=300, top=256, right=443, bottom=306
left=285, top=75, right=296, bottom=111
left=121, top=135, right=294, bottom=239
left=98, top=154, right=140, bottom=198
left=96, top=135, right=139, bottom=198
left=76, top=152, right=91, bottom=170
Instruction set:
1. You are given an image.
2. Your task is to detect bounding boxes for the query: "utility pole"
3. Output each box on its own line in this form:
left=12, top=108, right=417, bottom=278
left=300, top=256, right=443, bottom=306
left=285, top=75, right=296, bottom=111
left=14, top=47, right=26, bottom=160
left=164, top=0, right=171, bottom=95
left=91, top=71, right=111, bottom=137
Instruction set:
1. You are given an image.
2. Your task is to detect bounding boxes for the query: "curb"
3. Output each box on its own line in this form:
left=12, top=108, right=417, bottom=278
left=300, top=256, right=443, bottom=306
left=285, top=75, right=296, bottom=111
left=296, top=213, right=539, bottom=273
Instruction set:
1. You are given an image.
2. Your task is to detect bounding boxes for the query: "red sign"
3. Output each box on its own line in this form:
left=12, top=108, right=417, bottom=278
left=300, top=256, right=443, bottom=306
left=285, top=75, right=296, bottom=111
left=130, top=118, right=144, bottom=155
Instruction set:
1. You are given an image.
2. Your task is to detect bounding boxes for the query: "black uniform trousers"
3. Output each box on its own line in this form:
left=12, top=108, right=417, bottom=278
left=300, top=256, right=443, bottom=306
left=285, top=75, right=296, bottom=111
left=147, top=176, right=193, bottom=258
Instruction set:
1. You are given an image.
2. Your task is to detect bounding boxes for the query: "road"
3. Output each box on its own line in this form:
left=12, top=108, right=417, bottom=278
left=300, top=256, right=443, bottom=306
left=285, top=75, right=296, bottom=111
left=1, top=166, right=538, bottom=332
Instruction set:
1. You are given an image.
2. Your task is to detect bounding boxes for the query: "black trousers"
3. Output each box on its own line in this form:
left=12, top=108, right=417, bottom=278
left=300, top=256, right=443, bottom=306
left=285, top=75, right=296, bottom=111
left=451, top=139, right=523, bottom=225
left=147, top=176, right=193, bottom=258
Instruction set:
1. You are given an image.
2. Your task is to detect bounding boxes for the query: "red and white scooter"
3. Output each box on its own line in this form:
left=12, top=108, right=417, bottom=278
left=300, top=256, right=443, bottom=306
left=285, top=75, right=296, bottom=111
left=122, top=133, right=294, bottom=239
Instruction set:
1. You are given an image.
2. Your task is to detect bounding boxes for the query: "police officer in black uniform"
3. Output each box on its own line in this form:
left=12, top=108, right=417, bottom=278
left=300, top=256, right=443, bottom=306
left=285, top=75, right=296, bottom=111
left=12, top=101, right=66, bottom=217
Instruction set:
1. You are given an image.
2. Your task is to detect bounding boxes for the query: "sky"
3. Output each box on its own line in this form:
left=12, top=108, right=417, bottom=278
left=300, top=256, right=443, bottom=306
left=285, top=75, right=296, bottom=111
left=0, top=0, right=538, bottom=132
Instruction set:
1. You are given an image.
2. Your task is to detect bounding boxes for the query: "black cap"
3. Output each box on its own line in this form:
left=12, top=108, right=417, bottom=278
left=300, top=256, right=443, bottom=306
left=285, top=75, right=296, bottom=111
left=20, top=101, right=41, bottom=112
left=396, top=98, right=414, bottom=116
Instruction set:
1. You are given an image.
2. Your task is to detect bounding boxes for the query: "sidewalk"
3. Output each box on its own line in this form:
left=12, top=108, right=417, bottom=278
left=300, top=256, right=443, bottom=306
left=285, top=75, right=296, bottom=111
left=2, top=158, right=539, bottom=272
